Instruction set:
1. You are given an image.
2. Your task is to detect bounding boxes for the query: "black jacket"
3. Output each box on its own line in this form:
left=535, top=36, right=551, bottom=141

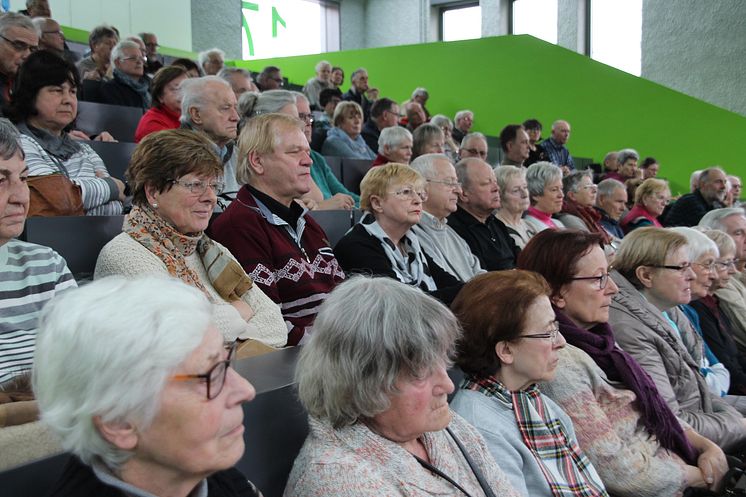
left=447, top=206, right=519, bottom=271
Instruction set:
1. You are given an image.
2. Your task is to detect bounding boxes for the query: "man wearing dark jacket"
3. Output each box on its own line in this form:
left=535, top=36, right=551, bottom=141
left=665, top=167, right=728, bottom=226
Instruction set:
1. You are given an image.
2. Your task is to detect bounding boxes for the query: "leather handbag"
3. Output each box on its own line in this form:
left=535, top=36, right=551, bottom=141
left=27, top=173, right=84, bottom=217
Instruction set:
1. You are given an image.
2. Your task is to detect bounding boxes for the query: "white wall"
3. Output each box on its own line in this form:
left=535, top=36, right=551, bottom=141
left=10, top=0, right=192, bottom=52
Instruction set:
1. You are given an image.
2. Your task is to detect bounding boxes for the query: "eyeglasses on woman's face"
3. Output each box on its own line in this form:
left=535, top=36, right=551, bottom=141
left=570, top=272, right=610, bottom=290
left=169, top=178, right=225, bottom=196
left=521, top=321, right=562, bottom=344
left=390, top=187, right=428, bottom=202
left=171, top=342, right=237, bottom=400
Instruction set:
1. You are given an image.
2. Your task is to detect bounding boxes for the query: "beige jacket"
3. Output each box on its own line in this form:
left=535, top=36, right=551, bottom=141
left=609, top=271, right=746, bottom=451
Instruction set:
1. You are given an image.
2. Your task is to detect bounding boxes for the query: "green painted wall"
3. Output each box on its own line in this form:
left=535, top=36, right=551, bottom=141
left=234, top=35, right=746, bottom=195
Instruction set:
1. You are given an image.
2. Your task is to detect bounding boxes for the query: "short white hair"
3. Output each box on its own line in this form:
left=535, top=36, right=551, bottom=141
left=110, top=39, right=140, bottom=66
left=34, top=276, right=212, bottom=469
left=410, top=153, right=450, bottom=180
left=378, top=126, right=412, bottom=155
left=315, top=60, right=331, bottom=72
left=198, top=47, right=225, bottom=67
left=699, top=207, right=746, bottom=232
left=455, top=109, right=473, bottom=122
left=179, top=76, right=232, bottom=124
left=669, top=227, right=719, bottom=261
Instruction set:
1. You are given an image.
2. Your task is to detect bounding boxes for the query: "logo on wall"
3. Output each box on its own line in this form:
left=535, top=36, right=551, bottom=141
left=241, top=1, right=286, bottom=57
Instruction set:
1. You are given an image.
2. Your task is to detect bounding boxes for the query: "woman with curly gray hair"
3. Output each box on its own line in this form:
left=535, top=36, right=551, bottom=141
left=286, top=276, right=520, bottom=497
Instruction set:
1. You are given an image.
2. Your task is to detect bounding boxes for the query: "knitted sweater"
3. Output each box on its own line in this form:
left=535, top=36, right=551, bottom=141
left=94, top=233, right=287, bottom=347
left=284, top=413, right=521, bottom=497
left=411, top=211, right=485, bottom=282
left=539, top=345, right=687, bottom=497
left=208, top=186, right=345, bottom=346
left=0, top=240, right=77, bottom=385
left=20, top=134, right=123, bottom=216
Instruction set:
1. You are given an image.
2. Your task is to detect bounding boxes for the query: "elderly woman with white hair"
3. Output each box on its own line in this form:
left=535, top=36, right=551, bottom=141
left=671, top=227, right=732, bottom=399
left=372, top=126, right=413, bottom=166
left=322, top=101, right=376, bottom=160
left=686, top=228, right=746, bottom=399
left=285, top=275, right=520, bottom=496
left=494, top=165, right=536, bottom=249
left=34, top=276, right=261, bottom=496
left=302, top=60, right=332, bottom=110
left=524, top=162, right=566, bottom=232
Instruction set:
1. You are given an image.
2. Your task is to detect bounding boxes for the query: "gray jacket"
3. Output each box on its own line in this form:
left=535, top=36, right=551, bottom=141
left=609, top=270, right=746, bottom=450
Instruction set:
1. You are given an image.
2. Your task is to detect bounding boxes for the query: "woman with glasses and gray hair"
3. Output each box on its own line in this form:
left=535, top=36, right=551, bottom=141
left=494, top=165, right=536, bottom=249
left=334, top=163, right=462, bottom=304
left=607, top=227, right=746, bottom=452
left=518, top=229, right=730, bottom=496
left=450, top=270, right=610, bottom=497
left=285, top=275, right=519, bottom=497
left=35, top=276, right=262, bottom=496
left=95, top=129, right=287, bottom=349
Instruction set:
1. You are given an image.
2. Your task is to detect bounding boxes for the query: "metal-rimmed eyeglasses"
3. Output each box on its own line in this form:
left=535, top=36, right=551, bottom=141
left=0, top=34, right=37, bottom=53
left=391, top=187, right=428, bottom=202
left=570, top=272, right=610, bottom=290
left=693, top=261, right=717, bottom=272
left=715, top=259, right=738, bottom=270
left=522, top=321, right=561, bottom=343
left=171, top=342, right=237, bottom=400
left=426, top=178, right=461, bottom=190
left=169, top=178, right=225, bottom=196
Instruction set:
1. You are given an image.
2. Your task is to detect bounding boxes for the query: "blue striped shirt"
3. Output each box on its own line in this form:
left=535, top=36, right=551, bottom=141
left=0, top=240, right=77, bottom=384
left=540, top=138, right=575, bottom=170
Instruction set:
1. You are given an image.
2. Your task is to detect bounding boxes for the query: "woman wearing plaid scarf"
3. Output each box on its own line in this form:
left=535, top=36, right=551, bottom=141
left=450, top=270, right=608, bottom=497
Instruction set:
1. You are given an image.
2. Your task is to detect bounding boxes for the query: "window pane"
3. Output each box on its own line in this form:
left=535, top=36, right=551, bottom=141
left=512, top=0, right=558, bottom=44
left=442, top=5, right=482, bottom=42
left=241, top=0, right=340, bottom=59
left=590, top=0, right=642, bottom=76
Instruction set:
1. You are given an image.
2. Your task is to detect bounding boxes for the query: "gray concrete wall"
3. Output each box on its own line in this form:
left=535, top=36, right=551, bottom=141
left=557, top=0, right=586, bottom=54
left=641, top=0, right=746, bottom=116
left=481, top=0, right=510, bottom=37
left=191, top=0, right=241, bottom=58
left=340, top=0, right=366, bottom=50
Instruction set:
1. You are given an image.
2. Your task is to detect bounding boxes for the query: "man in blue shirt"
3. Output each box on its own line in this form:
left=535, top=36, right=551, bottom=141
left=540, top=119, right=574, bottom=174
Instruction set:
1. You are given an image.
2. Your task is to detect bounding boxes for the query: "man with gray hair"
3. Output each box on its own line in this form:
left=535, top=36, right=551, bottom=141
left=0, top=12, right=38, bottom=109
left=729, top=175, right=742, bottom=208
left=452, top=109, right=473, bottom=144
left=540, top=119, right=574, bottom=173
left=218, top=66, right=257, bottom=98
left=76, top=24, right=117, bottom=81
left=458, top=132, right=488, bottom=161
left=410, top=154, right=485, bottom=281
left=595, top=178, right=627, bottom=239
left=139, top=32, right=162, bottom=75
left=406, top=87, right=430, bottom=120
left=601, top=150, right=620, bottom=181
left=665, top=167, right=728, bottom=226
left=447, top=158, right=518, bottom=271
left=0, top=117, right=77, bottom=389
left=81, top=39, right=150, bottom=109
left=700, top=207, right=746, bottom=353
left=303, top=60, right=332, bottom=110
left=198, top=47, right=224, bottom=76
left=342, top=67, right=371, bottom=120
left=32, top=17, right=79, bottom=64
left=20, top=0, right=50, bottom=17
left=180, top=76, right=240, bottom=207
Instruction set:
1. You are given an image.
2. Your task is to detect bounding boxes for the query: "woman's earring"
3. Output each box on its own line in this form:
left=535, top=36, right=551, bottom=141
left=152, top=203, right=158, bottom=209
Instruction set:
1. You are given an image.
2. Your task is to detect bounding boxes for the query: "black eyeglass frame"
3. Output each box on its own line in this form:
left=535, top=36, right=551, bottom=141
left=171, top=342, right=237, bottom=400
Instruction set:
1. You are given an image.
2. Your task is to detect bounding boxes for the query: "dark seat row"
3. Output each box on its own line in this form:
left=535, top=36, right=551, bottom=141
left=19, top=211, right=362, bottom=280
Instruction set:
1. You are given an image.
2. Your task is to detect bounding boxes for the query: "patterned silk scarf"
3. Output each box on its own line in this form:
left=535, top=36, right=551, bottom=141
left=124, top=205, right=252, bottom=302
left=462, top=375, right=608, bottom=497
left=359, top=212, right=437, bottom=290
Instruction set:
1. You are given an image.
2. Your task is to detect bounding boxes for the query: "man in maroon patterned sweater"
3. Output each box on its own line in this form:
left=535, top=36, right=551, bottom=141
left=209, top=113, right=345, bottom=346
